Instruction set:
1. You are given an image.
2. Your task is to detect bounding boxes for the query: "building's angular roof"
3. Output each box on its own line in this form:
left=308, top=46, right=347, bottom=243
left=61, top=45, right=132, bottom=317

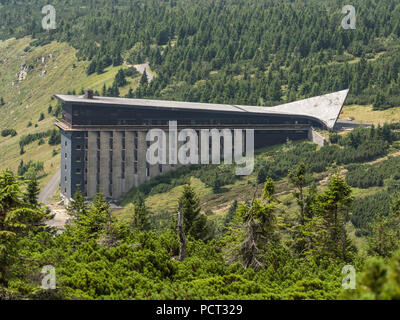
left=55, top=89, right=349, bottom=130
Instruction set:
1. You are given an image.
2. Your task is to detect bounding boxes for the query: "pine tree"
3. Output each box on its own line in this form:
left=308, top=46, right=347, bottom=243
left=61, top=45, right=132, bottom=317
left=67, top=190, right=88, bottom=221
left=367, top=193, right=400, bottom=258
left=288, top=161, right=307, bottom=225
left=313, top=173, right=355, bottom=262
left=112, top=53, right=123, bottom=67
left=223, top=200, right=238, bottom=231
left=126, top=88, right=134, bottom=98
left=95, top=60, right=104, bottom=74
left=238, top=182, right=277, bottom=270
left=0, top=170, right=47, bottom=286
left=131, top=197, right=151, bottom=231
left=140, top=70, right=148, bottom=86
left=24, top=177, right=40, bottom=207
left=87, top=60, right=97, bottom=75
left=48, top=129, right=60, bottom=145
left=75, top=193, right=110, bottom=238
left=0, top=97, right=4, bottom=106
left=17, top=160, right=24, bottom=176
left=114, top=69, right=127, bottom=87
left=179, top=183, right=207, bottom=240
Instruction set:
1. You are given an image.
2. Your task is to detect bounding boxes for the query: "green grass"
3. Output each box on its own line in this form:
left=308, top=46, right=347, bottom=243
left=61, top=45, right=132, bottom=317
left=340, top=104, right=400, bottom=125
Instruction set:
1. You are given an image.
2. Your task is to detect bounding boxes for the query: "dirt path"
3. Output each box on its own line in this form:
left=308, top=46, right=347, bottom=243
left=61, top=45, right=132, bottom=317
left=38, top=169, right=60, bottom=204
left=367, top=150, right=400, bottom=165
left=124, top=61, right=154, bottom=82
left=45, top=204, right=70, bottom=232
left=319, top=150, right=400, bottom=186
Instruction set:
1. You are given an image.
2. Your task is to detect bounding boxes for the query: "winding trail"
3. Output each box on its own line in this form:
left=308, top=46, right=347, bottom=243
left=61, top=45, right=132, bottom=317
left=38, top=169, right=60, bottom=204
left=133, top=62, right=154, bottom=82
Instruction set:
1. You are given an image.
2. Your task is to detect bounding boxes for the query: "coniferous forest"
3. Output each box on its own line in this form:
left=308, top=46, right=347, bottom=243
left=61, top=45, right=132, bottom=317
left=1, top=0, right=400, bottom=302
left=1, top=0, right=400, bottom=106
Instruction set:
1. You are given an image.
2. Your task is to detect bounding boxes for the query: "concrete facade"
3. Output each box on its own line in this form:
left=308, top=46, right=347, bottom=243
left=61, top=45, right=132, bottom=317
left=56, top=90, right=349, bottom=201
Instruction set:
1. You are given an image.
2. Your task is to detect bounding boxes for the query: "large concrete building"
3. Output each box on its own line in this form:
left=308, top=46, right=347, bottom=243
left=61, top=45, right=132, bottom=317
left=55, top=89, right=349, bottom=201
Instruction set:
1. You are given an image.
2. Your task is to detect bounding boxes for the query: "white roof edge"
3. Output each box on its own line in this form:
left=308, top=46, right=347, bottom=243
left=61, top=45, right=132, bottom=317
left=55, top=89, right=349, bottom=130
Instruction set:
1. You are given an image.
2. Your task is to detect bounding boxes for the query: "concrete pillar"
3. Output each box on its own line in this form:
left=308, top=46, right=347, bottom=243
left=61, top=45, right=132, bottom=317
left=149, top=133, right=159, bottom=178
left=99, top=131, right=111, bottom=197
left=112, top=131, right=123, bottom=199
left=138, top=131, right=147, bottom=185
left=163, top=131, right=172, bottom=174
left=125, top=131, right=135, bottom=193
left=87, top=131, right=97, bottom=198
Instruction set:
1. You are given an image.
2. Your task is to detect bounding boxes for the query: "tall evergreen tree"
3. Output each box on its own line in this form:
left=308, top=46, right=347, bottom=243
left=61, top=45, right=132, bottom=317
left=67, top=190, right=89, bottom=221
left=288, top=161, right=307, bottom=225
left=179, top=184, right=207, bottom=240
left=131, top=197, right=151, bottom=231
left=140, top=70, right=148, bottom=86
left=313, top=173, right=355, bottom=262
left=24, top=177, right=40, bottom=207
left=114, top=69, right=127, bottom=87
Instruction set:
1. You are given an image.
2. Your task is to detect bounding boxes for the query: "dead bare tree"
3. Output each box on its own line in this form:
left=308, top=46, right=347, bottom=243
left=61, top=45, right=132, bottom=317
left=240, top=185, right=265, bottom=270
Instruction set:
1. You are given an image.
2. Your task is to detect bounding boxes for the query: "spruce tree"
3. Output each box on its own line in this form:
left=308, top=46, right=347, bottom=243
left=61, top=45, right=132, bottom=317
left=24, top=177, right=40, bottom=207
left=114, top=69, right=127, bottom=87
left=131, top=197, right=151, bottom=231
left=179, top=183, right=207, bottom=240
left=67, top=190, right=88, bottom=221
left=75, top=193, right=110, bottom=238
left=367, top=193, right=400, bottom=258
left=313, top=173, right=355, bottom=261
left=288, top=161, right=307, bottom=225
left=140, top=70, right=148, bottom=86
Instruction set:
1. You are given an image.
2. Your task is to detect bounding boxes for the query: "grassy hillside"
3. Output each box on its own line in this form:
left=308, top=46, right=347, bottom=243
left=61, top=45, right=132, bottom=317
left=340, top=104, right=400, bottom=125
left=0, top=37, right=142, bottom=188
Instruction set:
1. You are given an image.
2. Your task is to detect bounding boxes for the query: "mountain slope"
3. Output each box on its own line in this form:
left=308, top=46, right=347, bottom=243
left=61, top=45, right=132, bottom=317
left=0, top=37, right=141, bottom=188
